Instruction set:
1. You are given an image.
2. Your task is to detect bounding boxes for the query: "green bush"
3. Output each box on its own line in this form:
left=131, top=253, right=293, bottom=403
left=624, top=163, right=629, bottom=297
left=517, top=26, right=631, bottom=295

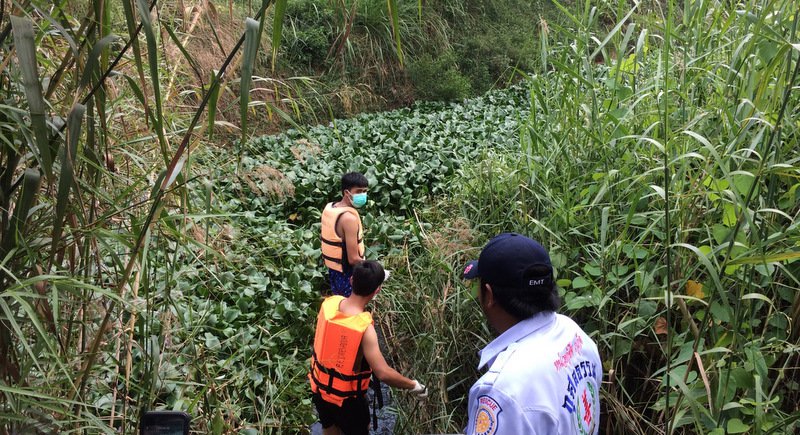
left=433, top=0, right=546, bottom=94
left=281, top=0, right=335, bottom=68
left=170, top=85, right=530, bottom=429
left=408, top=51, right=472, bottom=101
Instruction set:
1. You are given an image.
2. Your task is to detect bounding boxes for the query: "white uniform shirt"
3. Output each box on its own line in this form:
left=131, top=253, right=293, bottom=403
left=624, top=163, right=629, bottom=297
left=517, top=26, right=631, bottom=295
left=465, top=312, right=602, bottom=435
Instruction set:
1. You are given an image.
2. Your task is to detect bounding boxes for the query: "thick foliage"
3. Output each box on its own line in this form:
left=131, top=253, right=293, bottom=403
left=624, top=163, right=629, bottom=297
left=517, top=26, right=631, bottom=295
left=158, top=85, right=531, bottom=431
left=437, top=1, right=800, bottom=433
left=236, top=86, right=529, bottom=221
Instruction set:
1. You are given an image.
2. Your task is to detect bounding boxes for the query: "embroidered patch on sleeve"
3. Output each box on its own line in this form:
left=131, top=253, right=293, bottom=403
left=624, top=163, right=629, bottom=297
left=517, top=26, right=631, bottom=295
left=474, top=395, right=502, bottom=435
left=561, top=360, right=599, bottom=435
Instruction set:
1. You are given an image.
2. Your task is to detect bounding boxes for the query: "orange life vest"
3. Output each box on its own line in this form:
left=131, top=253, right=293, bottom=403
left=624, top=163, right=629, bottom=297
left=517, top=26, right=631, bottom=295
left=320, top=202, right=365, bottom=272
left=309, top=296, right=373, bottom=406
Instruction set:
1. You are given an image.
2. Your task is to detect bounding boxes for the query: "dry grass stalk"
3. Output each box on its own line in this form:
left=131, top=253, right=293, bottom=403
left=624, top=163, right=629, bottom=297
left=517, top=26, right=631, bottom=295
left=290, top=138, right=321, bottom=163
left=426, top=217, right=474, bottom=258
left=240, top=165, right=295, bottom=198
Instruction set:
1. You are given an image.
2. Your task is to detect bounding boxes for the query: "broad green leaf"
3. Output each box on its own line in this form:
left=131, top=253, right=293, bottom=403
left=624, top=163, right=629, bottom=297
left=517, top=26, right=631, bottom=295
left=712, top=224, right=731, bottom=244
left=572, top=276, right=590, bottom=289
left=584, top=264, right=602, bottom=277
left=722, top=203, right=737, bottom=227
left=212, top=409, right=225, bottom=435
left=731, top=172, right=756, bottom=197
left=241, top=18, right=260, bottom=143
left=51, top=103, right=86, bottom=265
left=727, top=418, right=750, bottom=433
left=11, top=16, right=54, bottom=177
left=271, top=0, right=288, bottom=71
left=556, top=278, right=572, bottom=288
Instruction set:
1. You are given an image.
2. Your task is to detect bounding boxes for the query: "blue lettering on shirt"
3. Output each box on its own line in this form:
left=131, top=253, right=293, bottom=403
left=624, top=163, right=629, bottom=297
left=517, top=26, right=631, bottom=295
left=562, top=361, right=598, bottom=414
left=562, top=393, right=575, bottom=413
left=566, top=370, right=576, bottom=396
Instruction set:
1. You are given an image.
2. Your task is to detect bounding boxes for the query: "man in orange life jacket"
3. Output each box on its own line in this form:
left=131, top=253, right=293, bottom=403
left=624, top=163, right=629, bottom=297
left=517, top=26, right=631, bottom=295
left=309, top=260, right=427, bottom=435
left=320, top=172, right=368, bottom=296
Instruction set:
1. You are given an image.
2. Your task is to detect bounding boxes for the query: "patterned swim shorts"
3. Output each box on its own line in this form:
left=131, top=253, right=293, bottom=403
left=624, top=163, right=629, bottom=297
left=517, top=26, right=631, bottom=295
left=329, top=268, right=353, bottom=297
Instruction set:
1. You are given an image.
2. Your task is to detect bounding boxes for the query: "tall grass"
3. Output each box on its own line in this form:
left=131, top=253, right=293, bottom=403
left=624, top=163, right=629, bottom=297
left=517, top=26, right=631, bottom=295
left=382, top=0, right=800, bottom=433
left=1, top=0, right=419, bottom=431
left=2, top=0, right=797, bottom=433
left=0, top=0, right=302, bottom=432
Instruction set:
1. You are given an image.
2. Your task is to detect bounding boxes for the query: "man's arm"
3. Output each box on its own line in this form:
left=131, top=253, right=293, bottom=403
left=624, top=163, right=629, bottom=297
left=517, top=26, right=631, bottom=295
left=337, top=213, right=364, bottom=266
left=361, top=324, right=415, bottom=389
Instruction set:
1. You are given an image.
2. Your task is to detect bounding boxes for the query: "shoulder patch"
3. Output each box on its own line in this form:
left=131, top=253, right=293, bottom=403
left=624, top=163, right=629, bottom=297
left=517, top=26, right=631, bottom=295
left=475, top=395, right=502, bottom=435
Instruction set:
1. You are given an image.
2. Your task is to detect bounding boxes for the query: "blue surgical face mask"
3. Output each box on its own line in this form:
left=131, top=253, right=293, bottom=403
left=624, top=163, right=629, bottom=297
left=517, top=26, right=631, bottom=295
left=351, top=192, right=368, bottom=208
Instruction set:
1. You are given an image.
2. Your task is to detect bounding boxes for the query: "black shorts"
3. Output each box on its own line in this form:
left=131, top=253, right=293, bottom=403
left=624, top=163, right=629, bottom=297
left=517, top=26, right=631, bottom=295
left=312, top=392, right=369, bottom=435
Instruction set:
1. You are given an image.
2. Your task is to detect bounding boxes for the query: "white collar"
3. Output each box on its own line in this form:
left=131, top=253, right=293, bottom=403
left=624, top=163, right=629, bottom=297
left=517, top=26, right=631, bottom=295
left=477, top=311, right=556, bottom=370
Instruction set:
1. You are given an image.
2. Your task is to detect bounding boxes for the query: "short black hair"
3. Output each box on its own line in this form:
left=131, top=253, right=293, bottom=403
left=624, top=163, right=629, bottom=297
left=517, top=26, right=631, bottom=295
left=352, top=260, right=385, bottom=296
left=481, top=265, right=560, bottom=319
left=342, top=172, right=368, bottom=193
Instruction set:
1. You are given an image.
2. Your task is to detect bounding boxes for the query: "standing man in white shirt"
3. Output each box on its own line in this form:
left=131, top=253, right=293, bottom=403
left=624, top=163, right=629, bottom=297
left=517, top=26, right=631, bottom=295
left=462, top=233, right=602, bottom=435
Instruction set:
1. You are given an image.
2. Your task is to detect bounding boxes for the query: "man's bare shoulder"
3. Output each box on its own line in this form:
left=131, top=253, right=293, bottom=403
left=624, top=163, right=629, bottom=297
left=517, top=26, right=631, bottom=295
left=361, top=324, right=379, bottom=347
left=338, top=211, right=360, bottom=229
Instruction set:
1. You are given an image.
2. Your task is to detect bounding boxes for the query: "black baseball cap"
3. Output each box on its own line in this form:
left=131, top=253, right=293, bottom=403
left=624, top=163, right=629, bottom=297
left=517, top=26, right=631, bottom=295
left=462, top=233, right=553, bottom=289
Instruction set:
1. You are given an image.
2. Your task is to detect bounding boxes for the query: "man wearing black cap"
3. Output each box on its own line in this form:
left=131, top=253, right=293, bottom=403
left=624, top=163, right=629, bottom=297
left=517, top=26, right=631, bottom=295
left=462, top=233, right=602, bottom=435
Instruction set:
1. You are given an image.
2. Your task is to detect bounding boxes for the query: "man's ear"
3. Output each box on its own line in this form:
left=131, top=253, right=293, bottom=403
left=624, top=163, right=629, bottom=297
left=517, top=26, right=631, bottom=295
left=482, top=283, right=496, bottom=308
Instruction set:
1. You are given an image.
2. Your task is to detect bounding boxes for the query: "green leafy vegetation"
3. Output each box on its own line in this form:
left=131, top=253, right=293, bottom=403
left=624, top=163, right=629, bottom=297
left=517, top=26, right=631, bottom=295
left=184, top=88, right=527, bottom=429
left=237, top=86, right=528, bottom=219
left=381, top=0, right=800, bottom=432
left=424, top=0, right=550, bottom=96
left=1, top=0, right=799, bottom=434
left=272, top=0, right=553, bottom=107
left=407, top=51, right=473, bottom=101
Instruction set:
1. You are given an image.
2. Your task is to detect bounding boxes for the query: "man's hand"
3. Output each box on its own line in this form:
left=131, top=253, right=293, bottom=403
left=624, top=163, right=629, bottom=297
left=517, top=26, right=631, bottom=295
left=409, top=380, right=428, bottom=399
